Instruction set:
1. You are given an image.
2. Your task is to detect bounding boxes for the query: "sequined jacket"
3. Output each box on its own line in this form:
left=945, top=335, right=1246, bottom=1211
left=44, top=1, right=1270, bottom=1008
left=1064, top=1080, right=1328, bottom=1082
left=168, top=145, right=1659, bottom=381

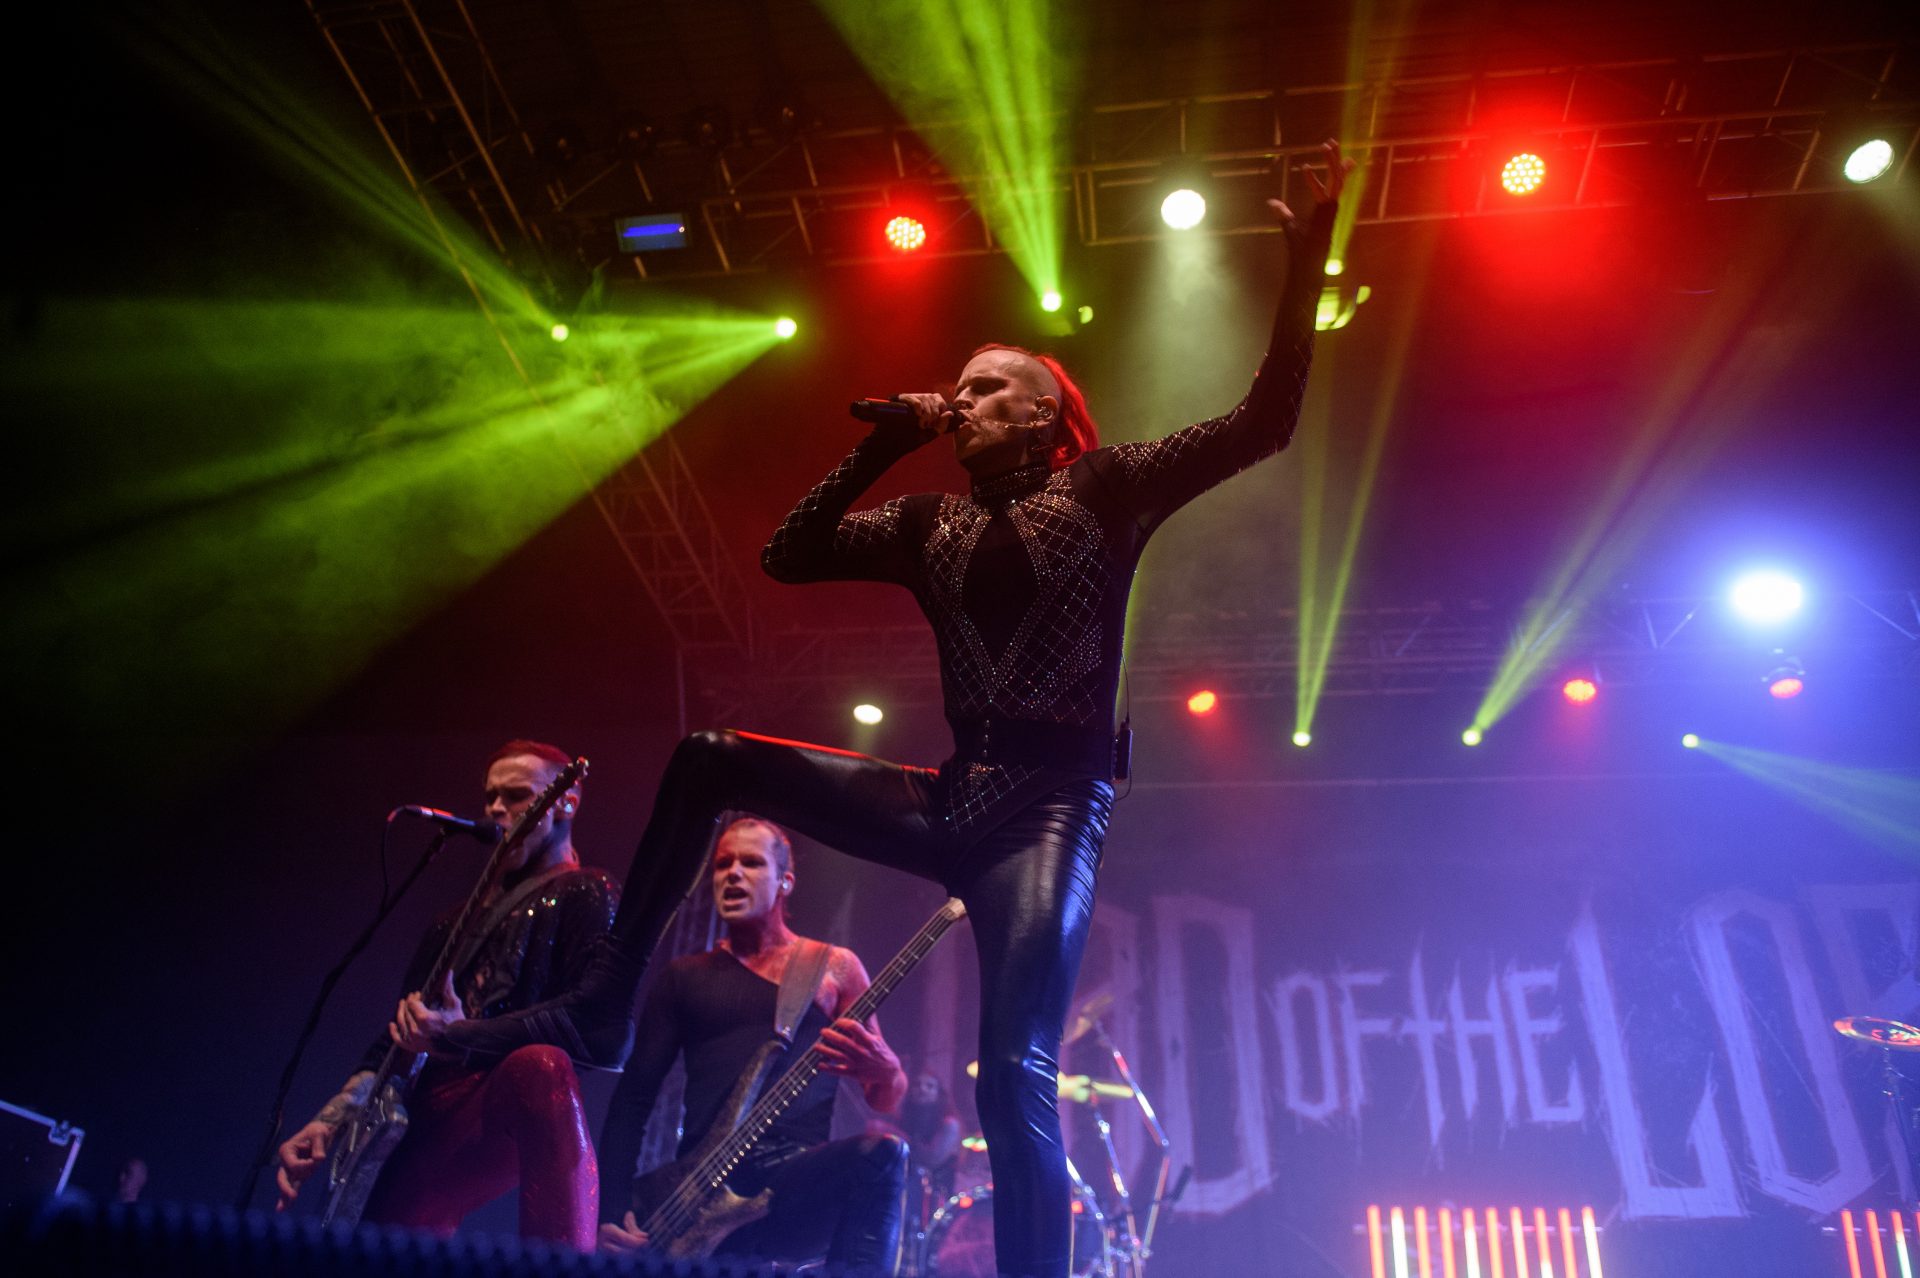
left=359, top=865, right=622, bottom=1071
left=763, top=203, right=1334, bottom=834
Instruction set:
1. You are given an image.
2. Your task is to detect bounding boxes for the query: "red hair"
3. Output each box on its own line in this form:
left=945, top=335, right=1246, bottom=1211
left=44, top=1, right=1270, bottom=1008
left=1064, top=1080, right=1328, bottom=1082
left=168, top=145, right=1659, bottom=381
left=968, top=344, right=1099, bottom=470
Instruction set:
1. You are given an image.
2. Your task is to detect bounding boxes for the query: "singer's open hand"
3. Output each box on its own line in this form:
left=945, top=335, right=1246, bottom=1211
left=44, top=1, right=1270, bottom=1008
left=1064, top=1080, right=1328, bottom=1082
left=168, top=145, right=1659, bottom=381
left=1267, top=137, right=1354, bottom=226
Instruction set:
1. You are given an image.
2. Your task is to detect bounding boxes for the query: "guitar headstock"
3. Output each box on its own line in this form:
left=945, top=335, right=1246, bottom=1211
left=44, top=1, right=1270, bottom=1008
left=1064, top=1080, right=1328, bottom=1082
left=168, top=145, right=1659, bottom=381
left=940, top=897, right=967, bottom=923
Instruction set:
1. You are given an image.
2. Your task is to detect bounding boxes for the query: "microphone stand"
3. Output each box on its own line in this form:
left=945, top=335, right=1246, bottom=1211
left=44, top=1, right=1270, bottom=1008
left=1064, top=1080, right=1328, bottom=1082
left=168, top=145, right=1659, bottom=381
left=233, top=828, right=452, bottom=1212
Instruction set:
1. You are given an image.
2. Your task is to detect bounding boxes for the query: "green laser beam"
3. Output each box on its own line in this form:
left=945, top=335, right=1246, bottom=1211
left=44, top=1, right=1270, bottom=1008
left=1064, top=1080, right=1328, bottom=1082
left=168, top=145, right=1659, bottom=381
left=1695, top=739, right=1920, bottom=853
left=13, top=9, right=788, bottom=754
left=12, top=291, right=784, bottom=741
left=1470, top=233, right=1847, bottom=735
left=1294, top=247, right=1430, bottom=737
left=816, top=0, right=1070, bottom=301
left=1289, top=0, right=1426, bottom=738
left=109, top=5, right=544, bottom=326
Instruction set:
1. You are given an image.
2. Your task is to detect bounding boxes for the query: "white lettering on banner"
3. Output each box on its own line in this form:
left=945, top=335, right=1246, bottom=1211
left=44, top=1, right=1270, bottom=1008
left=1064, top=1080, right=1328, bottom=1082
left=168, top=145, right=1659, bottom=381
left=925, top=884, right=1903, bottom=1220
left=1449, top=965, right=1518, bottom=1126
left=1806, top=882, right=1920, bottom=1018
left=1690, top=891, right=1874, bottom=1213
left=1152, top=895, right=1273, bottom=1214
left=1270, top=972, right=1340, bottom=1122
left=1403, top=949, right=1450, bottom=1150
left=1506, top=966, right=1584, bottom=1124
left=1336, top=969, right=1394, bottom=1122
left=1566, top=910, right=1741, bottom=1217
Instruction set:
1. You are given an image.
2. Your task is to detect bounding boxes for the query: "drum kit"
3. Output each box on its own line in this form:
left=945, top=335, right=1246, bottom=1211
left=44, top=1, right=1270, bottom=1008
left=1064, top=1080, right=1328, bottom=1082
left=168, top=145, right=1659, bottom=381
left=904, top=995, right=1179, bottom=1278
left=899, top=1008, right=1918, bottom=1275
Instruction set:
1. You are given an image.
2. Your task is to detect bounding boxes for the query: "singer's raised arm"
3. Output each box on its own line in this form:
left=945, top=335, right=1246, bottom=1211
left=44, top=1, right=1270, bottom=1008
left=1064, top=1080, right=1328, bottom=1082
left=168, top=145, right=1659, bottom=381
left=1085, top=198, right=1334, bottom=533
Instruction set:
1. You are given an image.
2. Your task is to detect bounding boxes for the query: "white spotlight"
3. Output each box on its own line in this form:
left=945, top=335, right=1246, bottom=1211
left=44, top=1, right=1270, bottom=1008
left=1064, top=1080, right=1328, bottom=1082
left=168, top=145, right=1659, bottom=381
left=1729, top=570, right=1805, bottom=624
left=852, top=703, right=884, bottom=725
left=1160, top=188, right=1206, bottom=231
left=1844, top=138, right=1895, bottom=184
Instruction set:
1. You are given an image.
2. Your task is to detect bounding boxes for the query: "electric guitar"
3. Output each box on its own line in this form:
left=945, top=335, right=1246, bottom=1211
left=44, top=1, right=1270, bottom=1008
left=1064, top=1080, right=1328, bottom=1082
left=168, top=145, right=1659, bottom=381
left=627, top=897, right=968, bottom=1258
left=320, top=757, right=589, bottom=1226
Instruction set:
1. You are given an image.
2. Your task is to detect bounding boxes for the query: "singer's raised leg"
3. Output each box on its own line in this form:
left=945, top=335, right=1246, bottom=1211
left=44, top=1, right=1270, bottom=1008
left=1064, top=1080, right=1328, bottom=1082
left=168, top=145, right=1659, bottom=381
left=573, top=729, right=951, bottom=1040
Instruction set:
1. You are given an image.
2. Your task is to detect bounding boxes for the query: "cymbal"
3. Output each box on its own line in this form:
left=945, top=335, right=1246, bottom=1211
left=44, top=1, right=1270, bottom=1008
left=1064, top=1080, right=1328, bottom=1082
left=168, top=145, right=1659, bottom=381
left=1056, top=1073, right=1136, bottom=1104
left=1834, top=1015, right=1920, bottom=1050
left=962, top=1060, right=1138, bottom=1102
left=1063, top=991, right=1115, bottom=1046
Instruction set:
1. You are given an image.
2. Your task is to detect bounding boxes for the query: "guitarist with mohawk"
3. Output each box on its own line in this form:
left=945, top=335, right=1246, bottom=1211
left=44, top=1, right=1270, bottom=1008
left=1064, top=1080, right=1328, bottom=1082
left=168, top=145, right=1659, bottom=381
left=597, top=817, right=909, bottom=1273
left=274, top=740, right=617, bottom=1249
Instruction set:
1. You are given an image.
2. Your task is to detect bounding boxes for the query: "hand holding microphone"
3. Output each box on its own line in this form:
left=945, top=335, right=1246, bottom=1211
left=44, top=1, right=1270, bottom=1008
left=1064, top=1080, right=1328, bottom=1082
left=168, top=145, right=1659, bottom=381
left=849, top=394, right=964, bottom=444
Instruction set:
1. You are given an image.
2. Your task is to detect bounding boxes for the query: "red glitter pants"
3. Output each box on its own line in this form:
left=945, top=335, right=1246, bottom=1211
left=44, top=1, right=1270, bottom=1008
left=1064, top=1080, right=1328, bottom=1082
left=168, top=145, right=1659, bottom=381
left=362, top=1044, right=597, bottom=1249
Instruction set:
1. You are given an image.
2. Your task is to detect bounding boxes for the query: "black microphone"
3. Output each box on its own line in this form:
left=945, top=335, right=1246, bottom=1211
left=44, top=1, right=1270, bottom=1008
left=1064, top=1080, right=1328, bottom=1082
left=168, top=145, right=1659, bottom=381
left=391, top=805, right=502, bottom=844
left=850, top=398, right=959, bottom=432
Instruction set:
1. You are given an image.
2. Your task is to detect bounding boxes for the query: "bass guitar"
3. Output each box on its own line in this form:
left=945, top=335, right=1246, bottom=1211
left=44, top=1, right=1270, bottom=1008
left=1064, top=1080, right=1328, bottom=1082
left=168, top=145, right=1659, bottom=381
left=628, top=897, right=968, bottom=1258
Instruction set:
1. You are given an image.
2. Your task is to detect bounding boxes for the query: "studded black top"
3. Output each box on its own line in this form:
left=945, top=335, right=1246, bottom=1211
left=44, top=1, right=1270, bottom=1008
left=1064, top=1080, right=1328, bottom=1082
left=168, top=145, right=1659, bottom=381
left=359, top=865, right=621, bottom=1071
left=764, top=203, right=1334, bottom=833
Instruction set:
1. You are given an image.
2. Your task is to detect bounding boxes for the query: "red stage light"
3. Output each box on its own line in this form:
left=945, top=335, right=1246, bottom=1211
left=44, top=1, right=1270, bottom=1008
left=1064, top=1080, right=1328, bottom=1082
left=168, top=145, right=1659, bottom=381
left=1769, top=675, right=1804, bottom=700
left=1561, top=677, right=1598, bottom=705
left=1500, top=152, right=1547, bottom=195
left=884, top=214, right=927, bottom=253
left=1186, top=689, right=1218, bottom=716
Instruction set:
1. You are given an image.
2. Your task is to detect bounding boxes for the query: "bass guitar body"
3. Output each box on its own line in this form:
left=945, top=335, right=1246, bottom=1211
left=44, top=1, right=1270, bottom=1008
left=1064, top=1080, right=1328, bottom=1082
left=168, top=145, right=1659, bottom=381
left=628, top=1162, right=771, bottom=1259
left=626, top=901, right=967, bottom=1259
left=632, top=1038, right=785, bottom=1257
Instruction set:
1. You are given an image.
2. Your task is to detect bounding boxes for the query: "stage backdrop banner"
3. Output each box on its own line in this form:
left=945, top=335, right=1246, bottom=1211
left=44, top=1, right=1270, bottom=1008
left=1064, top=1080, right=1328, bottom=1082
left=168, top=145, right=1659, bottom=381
left=892, top=769, right=1918, bottom=1277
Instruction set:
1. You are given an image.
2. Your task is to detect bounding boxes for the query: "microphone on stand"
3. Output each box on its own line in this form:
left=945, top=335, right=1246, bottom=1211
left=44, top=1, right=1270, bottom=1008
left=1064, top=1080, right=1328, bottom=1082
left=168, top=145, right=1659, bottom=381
left=390, top=805, right=502, bottom=844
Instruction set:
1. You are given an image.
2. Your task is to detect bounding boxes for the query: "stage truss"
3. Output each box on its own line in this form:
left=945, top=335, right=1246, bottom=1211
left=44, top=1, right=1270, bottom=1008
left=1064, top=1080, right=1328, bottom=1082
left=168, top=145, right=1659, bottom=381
left=302, top=3, right=1917, bottom=716
left=683, top=590, right=1920, bottom=723
left=304, top=2, right=1913, bottom=284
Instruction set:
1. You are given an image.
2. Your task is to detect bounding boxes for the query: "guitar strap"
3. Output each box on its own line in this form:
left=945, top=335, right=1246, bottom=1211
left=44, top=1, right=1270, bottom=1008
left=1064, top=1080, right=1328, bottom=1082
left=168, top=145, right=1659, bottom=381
left=443, top=864, right=574, bottom=993
left=773, top=938, right=833, bottom=1044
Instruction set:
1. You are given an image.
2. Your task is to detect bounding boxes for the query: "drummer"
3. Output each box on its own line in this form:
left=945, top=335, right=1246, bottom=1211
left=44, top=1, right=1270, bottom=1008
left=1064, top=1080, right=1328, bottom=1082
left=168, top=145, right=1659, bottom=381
left=884, top=1069, right=964, bottom=1208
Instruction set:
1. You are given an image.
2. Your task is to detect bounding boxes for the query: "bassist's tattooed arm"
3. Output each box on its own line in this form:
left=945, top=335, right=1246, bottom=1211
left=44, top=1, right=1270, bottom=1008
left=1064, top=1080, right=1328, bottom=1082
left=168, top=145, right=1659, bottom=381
left=275, top=1071, right=377, bottom=1208
left=315, top=1070, right=377, bottom=1129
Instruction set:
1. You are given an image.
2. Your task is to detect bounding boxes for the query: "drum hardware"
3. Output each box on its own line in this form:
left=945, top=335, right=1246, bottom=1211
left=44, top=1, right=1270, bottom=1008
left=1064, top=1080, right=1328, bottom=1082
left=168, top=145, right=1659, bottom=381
left=917, top=1166, right=1112, bottom=1278
left=1081, top=1015, right=1172, bottom=1278
left=961, top=1059, right=1135, bottom=1103
left=1833, top=1015, right=1920, bottom=1198
left=921, top=1000, right=1177, bottom=1278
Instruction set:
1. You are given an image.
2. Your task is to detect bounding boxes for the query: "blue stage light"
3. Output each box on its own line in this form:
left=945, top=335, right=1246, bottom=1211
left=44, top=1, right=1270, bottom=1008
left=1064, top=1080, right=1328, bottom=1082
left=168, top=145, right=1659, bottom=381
left=1730, top=570, right=1804, bottom=624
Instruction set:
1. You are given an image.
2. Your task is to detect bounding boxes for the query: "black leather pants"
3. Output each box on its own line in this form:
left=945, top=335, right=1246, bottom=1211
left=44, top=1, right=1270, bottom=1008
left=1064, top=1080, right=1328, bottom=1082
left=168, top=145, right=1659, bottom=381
left=592, top=728, right=1113, bottom=1278
left=724, top=1132, right=909, bottom=1273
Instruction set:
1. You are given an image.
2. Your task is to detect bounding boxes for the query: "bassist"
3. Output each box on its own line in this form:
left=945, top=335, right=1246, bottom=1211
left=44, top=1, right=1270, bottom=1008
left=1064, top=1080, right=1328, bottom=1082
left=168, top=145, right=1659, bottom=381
left=597, top=817, right=908, bottom=1272
left=274, top=739, right=618, bottom=1249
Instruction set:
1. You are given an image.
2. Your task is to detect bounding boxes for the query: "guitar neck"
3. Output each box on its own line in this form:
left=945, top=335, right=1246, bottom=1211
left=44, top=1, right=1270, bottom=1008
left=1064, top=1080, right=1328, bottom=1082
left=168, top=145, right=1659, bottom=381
left=695, top=900, right=965, bottom=1181
left=359, top=759, right=587, bottom=1100
left=417, top=760, right=588, bottom=1001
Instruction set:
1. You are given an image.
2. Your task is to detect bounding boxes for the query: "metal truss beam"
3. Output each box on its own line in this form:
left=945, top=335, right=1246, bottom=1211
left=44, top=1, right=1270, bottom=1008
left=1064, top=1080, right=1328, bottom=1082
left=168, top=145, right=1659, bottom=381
left=536, top=42, right=1915, bottom=280
left=691, top=591, right=1920, bottom=721
left=308, top=0, right=763, bottom=659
